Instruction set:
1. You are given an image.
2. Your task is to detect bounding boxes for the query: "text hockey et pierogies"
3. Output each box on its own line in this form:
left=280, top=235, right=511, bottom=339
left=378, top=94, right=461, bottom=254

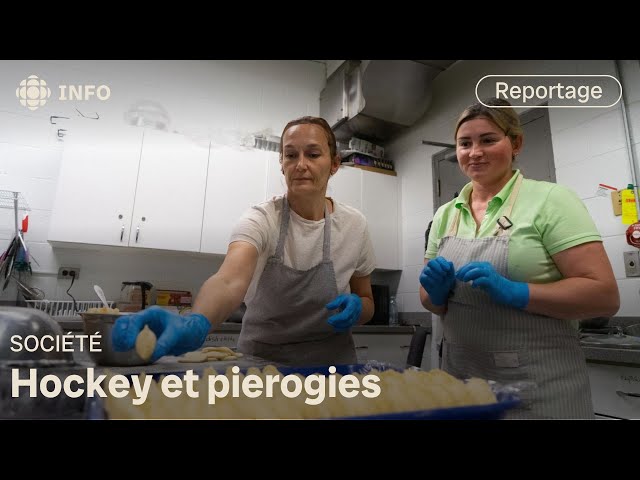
left=11, top=366, right=382, bottom=405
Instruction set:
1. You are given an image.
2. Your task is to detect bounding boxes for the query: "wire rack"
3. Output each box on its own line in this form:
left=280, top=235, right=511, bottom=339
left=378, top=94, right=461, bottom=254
left=26, top=300, right=115, bottom=317
left=0, top=190, right=30, bottom=212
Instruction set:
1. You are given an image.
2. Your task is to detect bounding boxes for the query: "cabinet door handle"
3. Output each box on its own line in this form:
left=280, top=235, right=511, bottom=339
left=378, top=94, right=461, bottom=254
left=616, top=390, right=640, bottom=398
left=136, top=226, right=140, bottom=243
left=120, top=225, right=124, bottom=242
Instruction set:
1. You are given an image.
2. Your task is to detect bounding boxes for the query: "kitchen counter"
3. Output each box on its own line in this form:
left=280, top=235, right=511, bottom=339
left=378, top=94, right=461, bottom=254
left=582, top=346, right=640, bottom=366
left=57, top=316, right=425, bottom=334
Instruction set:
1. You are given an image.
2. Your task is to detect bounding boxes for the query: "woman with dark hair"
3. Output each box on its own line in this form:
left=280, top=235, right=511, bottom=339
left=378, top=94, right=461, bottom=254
left=113, top=116, right=376, bottom=366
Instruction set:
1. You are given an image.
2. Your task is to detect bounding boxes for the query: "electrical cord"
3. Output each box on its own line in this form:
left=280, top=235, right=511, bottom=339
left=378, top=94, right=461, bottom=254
left=66, top=272, right=79, bottom=314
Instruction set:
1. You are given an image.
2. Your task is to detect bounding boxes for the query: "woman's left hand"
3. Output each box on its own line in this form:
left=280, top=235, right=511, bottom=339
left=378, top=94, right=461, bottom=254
left=326, top=293, right=362, bottom=332
left=456, top=261, right=529, bottom=309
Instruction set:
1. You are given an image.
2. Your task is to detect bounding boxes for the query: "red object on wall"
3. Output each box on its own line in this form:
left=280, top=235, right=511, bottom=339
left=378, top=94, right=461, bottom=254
left=21, top=215, right=28, bottom=233
left=626, top=221, right=640, bottom=248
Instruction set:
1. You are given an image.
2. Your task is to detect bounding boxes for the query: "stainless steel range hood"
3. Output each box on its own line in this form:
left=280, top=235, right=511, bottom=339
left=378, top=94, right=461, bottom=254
left=320, top=60, right=455, bottom=144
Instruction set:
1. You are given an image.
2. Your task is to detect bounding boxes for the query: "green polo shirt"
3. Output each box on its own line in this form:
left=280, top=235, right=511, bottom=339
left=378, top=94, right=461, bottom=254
left=425, top=170, right=602, bottom=283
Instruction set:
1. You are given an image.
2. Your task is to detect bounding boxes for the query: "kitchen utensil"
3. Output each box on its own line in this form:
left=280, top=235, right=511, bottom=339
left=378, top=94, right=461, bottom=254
left=13, top=276, right=45, bottom=301
left=80, top=312, right=151, bottom=366
left=93, top=285, right=110, bottom=310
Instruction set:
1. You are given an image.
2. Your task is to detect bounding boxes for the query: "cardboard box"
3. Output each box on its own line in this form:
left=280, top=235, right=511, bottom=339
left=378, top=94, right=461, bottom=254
left=156, top=290, right=192, bottom=307
left=611, top=191, right=622, bottom=216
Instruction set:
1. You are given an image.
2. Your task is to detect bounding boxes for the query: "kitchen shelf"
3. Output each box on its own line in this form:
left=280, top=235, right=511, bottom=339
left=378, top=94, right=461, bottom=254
left=0, top=190, right=30, bottom=212
left=340, top=149, right=383, bottom=160
left=349, top=164, right=397, bottom=177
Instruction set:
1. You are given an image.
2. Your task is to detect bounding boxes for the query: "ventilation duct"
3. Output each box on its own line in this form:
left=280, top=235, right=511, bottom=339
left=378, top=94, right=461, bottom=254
left=320, top=60, right=455, bottom=144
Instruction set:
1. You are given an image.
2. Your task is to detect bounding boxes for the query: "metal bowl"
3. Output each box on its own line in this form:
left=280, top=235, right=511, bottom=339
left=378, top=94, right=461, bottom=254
left=80, top=312, right=151, bottom=367
left=0, top=306, right=74, bottom=365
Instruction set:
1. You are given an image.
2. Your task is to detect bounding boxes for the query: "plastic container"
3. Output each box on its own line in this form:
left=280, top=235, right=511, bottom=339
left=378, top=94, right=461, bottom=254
left=389, top=295, right=398, bottom=326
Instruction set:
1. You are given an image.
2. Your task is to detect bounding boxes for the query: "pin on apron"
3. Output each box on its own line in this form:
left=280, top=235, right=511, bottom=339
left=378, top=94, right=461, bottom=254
left=439, top=174, right=593, bottom=419
left=238, top=196, right=356, bottom=366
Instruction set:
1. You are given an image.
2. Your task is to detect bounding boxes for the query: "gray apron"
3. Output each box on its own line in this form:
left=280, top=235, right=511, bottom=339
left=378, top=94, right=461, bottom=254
left=237, top=196, right=357, bottom=366
left=439, top=174, right=593, bottom=419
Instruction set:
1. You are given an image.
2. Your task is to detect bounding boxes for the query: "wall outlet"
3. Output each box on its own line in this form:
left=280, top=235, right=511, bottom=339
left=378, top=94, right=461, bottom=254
left=57, top=266, right=80, bottom=280
left=623, top=251, right=640, bottom=277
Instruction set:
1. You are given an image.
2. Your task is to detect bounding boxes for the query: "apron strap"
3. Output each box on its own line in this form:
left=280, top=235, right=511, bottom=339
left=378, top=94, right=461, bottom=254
left=447, top=208, right=462, bottom=237
left=446, top=172, right=524, bottom=238
left=274, top=196, right=291, bottom=261
left=492, top=173, right=523, bottom=237
left=275, top=195, right=333, bottom=262
left=322, top=201, right=331, bottom=263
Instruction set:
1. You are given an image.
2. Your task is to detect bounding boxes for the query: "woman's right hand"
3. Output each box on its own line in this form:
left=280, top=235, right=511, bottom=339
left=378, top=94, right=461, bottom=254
left=112, top=306, right=211, bottom=362
left=419, top=256, right=456, bottom=306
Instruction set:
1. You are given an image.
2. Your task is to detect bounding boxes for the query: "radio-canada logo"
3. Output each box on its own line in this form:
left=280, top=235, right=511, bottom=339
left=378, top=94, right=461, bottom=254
left=16, top=75, right=52, bottom=111
left=15, top=74, right=111, bottom=111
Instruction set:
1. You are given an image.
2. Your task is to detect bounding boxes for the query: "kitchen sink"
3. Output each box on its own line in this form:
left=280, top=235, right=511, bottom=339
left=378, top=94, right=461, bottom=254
left=580, top=333, right=640, bottom=349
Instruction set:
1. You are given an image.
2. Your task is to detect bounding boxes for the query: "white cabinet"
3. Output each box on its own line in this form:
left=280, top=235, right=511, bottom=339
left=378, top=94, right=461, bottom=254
left=50, top=128, right=209, bottom=252
left=361, top=170, right=399, bottom=270
left=48, top=125, right=143, bottom=247
left=201, top=147, right=269, bottom=254
left=327, top=165, right=362, bottom=211
left=130, top=130, right=209, bottom=252
left=587, top=362, right=640, bottom=419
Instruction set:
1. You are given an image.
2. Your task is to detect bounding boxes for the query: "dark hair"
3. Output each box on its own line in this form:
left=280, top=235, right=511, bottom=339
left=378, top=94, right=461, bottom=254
left=280, top=116, right=338, bottom=160
left=454, top=97, right=523, bottom=144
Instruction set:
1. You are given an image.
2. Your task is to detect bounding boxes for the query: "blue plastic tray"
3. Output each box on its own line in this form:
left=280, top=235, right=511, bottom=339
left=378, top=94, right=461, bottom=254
left=275, top=364, right=521, bottom=420
left=88, top=363, right=520, bottom=420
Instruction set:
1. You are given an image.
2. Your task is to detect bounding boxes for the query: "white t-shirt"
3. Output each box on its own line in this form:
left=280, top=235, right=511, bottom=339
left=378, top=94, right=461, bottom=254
left=229, top=195, right=377, bottom=305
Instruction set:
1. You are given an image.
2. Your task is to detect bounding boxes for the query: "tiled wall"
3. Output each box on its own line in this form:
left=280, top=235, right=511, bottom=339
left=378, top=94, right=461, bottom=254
left=387, top=59, right=640, bottom=317
left=0, top=60, right=325, bottom=305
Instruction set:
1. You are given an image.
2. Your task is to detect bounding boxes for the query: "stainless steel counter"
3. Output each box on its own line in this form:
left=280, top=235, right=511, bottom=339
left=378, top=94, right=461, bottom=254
left=57, top=317, right=425, bottom=335
left=583, top=346, right=640, bottom=366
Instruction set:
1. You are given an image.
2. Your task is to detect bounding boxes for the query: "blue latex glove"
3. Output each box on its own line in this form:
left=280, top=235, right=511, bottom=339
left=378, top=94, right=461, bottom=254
left=419, top=256, right=456, bottom=306
left=456, top=261, right=529, bottom=309
left=325, top=293, right=362, bottom=332
left=112, top=306, right=211, bottom=362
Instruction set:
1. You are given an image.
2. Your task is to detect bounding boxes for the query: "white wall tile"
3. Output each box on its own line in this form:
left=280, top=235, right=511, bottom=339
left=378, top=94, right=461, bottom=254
left=0, top=176, right=57, bottom=210
left=586, top=109, right=627, bottom=157
left=549, top=104, right=620, bottom=134
left=616, top=278, right=640, bottom=316
left=555, top=147, right=631, bottom=199
left=397, top=292, right=423, bottom=312
left=399, top=148, right=433, bottom=217
left=24, top=209, right=51, bottom=243
left=1, top=143, right=63, bottom=179
left=26, top=241, right=58, bottom=273
left=403, top=210, right=432, bottom=241
left=551, top=125, right=592, bottom=168
left=0, top=112, right=59, bottom=148
left=602, top=235, right=632, bottom=280
left=404, top=236, right=426, bottom=267
left=398, top=265, right=422, bottom=295
left=583, top=197, right=629, bottom=238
